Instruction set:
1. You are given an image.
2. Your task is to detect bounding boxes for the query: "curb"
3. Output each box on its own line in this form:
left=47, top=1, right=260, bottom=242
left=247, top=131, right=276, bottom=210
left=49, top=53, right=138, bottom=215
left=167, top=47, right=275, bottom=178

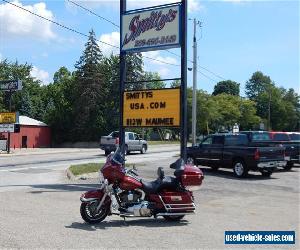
left=66, top=167, right=99, bottom=181
left=66, top=168, right=76, bottom=180
left=0, top=148, right=98, bottom=157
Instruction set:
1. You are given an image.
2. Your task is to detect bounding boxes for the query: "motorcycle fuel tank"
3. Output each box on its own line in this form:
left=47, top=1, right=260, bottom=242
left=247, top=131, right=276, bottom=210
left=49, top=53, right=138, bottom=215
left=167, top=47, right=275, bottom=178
left=120, top=175, right=142, bottom=190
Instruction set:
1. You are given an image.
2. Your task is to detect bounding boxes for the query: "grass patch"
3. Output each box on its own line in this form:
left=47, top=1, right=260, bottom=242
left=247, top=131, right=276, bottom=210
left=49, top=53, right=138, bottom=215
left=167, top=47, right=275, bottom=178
left=69, top=163, right=143, bottom=176
left=148, top=140, right=180, bottom=145
left=69, top=163, right=101, bottom=176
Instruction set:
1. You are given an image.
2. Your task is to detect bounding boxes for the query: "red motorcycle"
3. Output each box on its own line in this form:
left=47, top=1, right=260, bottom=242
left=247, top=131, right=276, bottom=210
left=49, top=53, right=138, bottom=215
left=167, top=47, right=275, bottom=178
left=80, top=147, right=204, bottom=223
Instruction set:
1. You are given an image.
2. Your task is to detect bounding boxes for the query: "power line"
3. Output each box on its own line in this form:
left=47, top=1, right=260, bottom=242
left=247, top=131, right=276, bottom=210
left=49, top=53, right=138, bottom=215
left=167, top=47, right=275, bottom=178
left=3, top=0, right=183, bottom=68
left=2, top=0, right=227, bottom=82
left=65, top=0, right=228, bottom=81
left=198, top=65, right=226, bottom=81
left=143, top=55, right=180, bottom=67
left=165, top=49, right=226, bottom=81
left=67, top=0, right=119, bottom=28
left=2, top=0, right=119, bottom=49
left=197, top=70, right=218, bottom=83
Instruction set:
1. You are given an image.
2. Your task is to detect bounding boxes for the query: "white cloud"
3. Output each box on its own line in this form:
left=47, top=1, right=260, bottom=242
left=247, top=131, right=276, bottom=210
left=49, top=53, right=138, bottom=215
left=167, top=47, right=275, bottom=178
left=142, top=51, right=179, bottom=78
left=127, top=0, right=203, bottom=13
left=157, top=67, right=171, bottom=78
left=30, top=66, right=50, bottom=85
left=98, top=32, right=120, bottom=55
left=143, top=51, right=178, bottom=66
left=69, top=0, right=203, bottom=13
left=221, top=0, right=251, bottom=2
left=0, top=0, right=55, bottom=40
left=0, top=53, right=2, bottom=61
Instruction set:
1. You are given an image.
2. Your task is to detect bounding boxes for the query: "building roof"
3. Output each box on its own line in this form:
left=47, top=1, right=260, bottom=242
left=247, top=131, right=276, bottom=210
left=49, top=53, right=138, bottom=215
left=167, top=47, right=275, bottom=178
left=19, top=116, right=48, bottom=127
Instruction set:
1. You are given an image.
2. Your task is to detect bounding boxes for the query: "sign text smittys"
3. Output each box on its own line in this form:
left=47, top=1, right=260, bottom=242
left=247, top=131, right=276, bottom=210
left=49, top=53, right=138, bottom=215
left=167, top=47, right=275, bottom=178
left=121, top=4, right=181, bottom=52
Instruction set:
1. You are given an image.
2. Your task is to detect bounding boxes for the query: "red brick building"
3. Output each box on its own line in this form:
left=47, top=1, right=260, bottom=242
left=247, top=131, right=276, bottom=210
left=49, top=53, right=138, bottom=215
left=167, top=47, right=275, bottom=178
left=0, top=116, right=51, bottom=149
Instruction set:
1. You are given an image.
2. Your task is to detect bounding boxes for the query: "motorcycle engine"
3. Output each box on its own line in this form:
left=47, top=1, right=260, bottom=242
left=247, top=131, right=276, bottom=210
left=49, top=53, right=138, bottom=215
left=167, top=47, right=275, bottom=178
left=118, top=190, right=152, bottom=217
left=119, top=190, right=142, bottom=206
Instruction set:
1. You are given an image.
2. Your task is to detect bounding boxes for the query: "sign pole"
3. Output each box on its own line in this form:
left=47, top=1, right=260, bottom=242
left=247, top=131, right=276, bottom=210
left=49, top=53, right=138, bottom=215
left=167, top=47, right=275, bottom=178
left=119, top=0, right=126, bottom=153
left=180, top=0, right=188, bottom=161
left=7, top=90, right=12, bottom=154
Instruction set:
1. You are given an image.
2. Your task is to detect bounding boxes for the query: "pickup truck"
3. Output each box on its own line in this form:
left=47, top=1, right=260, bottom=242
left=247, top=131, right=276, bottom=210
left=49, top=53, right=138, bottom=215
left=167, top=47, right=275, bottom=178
left=100, top=131, right=148, bottom=155
left=186, top=133, right=286, bottom=178
left=241, top=131, right=300, bottom=170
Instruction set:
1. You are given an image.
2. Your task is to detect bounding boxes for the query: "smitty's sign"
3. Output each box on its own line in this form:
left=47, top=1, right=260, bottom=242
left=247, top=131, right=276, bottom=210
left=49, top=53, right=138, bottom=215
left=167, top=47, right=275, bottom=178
left=121, top=4, right=181, bottom=52
left=123, top=88, right=180, bottom=127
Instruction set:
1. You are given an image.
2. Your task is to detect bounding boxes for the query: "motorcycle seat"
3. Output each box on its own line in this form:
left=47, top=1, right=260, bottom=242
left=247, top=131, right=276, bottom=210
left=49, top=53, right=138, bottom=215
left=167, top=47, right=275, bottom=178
left=141, top=176, right=179, bottom=194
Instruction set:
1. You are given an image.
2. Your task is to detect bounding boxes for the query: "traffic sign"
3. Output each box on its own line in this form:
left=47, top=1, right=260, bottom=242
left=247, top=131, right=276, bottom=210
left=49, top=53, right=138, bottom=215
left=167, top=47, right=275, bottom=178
left=0, top=112, right=18, bottom=124
left=123, top=88, right=180, bottom=127
left=0, top=80, right=22, bottom=91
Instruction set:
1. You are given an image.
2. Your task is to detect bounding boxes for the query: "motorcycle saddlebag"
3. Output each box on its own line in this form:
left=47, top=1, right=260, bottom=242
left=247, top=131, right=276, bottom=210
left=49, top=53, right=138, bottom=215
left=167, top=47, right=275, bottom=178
left=181, top=164, right=204, bottom=186
left=160, top=191, right=195, bottom=212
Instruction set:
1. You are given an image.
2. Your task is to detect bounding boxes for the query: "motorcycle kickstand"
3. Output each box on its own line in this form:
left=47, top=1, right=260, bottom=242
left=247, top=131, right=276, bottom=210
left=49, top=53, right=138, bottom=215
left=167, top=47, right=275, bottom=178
left=122, top=216, right=128, bottom=226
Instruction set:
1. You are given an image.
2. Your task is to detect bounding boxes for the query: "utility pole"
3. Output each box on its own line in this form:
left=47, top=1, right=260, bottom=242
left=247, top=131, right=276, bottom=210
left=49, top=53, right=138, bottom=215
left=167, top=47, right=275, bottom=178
left=268, top=92, right=271, bottom=131
left=192, top=19, right=201, bottom=146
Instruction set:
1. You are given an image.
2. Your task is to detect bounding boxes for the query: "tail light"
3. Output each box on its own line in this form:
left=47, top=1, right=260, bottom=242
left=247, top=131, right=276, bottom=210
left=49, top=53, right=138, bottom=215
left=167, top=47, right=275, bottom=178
left=116, top=137, right=119, bottom=145
left=254, top=149, right=260, bottom=160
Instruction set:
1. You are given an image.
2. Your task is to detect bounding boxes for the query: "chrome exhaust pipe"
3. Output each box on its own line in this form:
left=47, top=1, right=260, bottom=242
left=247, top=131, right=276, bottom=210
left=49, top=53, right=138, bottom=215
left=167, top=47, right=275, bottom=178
left=156, top=212, right=195, bottom=216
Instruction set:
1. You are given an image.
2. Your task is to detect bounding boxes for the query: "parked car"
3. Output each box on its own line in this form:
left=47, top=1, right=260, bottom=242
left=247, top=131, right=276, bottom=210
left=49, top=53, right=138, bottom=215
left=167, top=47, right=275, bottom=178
left=100, top=131, right=148, bottom=155
left=186, top=133, right=286, bottom=178
left=241, top=131, right=300, bottom=170
left=269, top=132, right=300, bottom=169
left=288, top=132, right=300, bottom=141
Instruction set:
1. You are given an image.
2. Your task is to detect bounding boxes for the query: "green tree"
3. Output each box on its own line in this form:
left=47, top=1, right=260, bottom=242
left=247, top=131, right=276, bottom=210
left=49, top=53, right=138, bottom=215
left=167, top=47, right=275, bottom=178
left=0, top=59, right=45, bottom=119
left=239, top=98, right=261, bottom=130
left=126, top=52, right=144, bottom=90
left=100, top=54, right=120, bottom=134
left=43, top=67, right=76, bottom=143
left=143, top=72, right=165, bottom=89
left=170, top=79, right=181, bottom=88
left=212, top=80, right=240, bottom=96
left=73, top=30, right=105, bottom=141
left=245, top=71, right=273, bottom=100
left=18, top=90, right=33, bottom=117
left=256, top=86, right=300, bottom=131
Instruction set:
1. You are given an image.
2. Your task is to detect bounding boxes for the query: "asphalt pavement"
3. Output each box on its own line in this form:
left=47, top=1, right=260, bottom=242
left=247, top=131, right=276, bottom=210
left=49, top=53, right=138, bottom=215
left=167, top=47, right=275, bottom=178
left=0, top=146, right=299, bottom=249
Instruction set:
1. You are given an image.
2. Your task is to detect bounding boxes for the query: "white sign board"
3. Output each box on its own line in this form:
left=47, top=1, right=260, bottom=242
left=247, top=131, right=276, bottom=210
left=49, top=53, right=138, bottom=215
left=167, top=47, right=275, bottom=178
left=121, top=4, right=181, bottom=52
left=0, top=80, right=22, bottom=91
left=0, top=140, right=7, bottom=151
left=233, top=123, right=239, bottom=133
left=0, top=124, right=15, bottom=133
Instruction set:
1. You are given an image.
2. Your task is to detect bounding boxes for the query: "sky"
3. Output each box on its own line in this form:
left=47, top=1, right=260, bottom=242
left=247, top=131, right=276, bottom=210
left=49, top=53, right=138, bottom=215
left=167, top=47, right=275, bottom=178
left=0, top=0, right=299, bottom=96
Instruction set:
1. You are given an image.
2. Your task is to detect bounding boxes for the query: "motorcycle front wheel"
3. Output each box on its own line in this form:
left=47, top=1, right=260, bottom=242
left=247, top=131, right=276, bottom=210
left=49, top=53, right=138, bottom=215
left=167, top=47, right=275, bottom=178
left=80, top=201, right=109, bottom=224
left=163, top=215, right=185, bottom=221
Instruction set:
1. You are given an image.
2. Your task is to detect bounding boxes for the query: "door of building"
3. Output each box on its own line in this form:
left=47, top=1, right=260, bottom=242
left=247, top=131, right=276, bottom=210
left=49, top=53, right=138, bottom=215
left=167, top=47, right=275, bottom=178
left=22, top=136, right=27, bottom=148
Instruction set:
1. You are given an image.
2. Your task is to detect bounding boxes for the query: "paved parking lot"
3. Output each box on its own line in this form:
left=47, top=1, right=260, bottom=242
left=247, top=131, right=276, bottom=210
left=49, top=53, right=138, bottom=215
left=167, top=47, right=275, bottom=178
left=0, top=152, right=299, bottom=249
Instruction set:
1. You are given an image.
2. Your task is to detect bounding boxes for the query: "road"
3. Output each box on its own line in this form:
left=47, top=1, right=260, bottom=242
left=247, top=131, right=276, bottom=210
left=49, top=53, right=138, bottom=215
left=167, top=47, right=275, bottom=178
left=0, top=146, right=299, bottom=249
left=0, top=145, right=179, bottom=192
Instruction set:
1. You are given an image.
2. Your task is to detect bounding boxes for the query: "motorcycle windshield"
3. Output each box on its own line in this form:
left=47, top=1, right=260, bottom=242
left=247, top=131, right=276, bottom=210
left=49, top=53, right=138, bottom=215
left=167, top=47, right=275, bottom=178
left=111, top=147, right=125, bottom=165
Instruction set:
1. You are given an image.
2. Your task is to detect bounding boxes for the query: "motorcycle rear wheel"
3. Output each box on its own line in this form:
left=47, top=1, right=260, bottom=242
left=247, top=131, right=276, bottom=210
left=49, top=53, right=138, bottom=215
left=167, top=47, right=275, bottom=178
left=80, top=202, right=109, bottom=224
left=163, top=215, right=185, bottom=221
